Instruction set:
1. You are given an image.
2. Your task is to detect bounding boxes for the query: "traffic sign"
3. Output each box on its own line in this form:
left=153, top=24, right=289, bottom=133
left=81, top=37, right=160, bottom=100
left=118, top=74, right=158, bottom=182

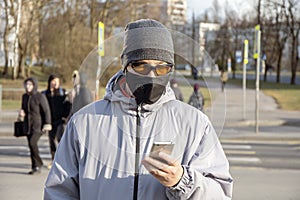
left=244, top=40, right=248, bottom=64
left=98, top=22, right=104, bottom=56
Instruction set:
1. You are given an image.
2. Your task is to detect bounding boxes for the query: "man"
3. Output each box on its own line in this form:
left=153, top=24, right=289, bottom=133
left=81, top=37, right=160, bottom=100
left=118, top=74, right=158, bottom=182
left=188, top=83, right=205, bottom=111
left=44, top=19, right=232, bottom=199
left=43, top=74, right=71, bottom=169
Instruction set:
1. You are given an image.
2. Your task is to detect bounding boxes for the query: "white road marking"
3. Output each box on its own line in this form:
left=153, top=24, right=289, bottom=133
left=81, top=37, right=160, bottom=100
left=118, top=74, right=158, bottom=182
left=228, top=157, right=261, bottom=163
left=225, top=150, right=256, bottom=155
left=0, top=146, right=28, bottom=150
left=222, top=144, right=252, bottom=149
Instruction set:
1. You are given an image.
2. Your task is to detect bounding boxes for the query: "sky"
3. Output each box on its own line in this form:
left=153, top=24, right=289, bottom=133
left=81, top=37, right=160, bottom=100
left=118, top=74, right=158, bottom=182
left=186, top=0, right=254, bottom=21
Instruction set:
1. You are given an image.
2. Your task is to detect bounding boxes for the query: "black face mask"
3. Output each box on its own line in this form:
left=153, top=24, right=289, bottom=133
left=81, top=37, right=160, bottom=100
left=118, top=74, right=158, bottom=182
left=125, top=72, right=170, bottom=105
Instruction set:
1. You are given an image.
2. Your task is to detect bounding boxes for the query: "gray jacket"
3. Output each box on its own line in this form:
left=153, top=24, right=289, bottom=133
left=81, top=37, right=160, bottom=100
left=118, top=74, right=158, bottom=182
left=44, top=71, right=233, bottom=200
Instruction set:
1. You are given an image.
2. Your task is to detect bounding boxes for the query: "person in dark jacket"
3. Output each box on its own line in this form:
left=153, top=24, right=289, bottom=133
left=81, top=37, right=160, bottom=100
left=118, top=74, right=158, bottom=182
left=188, top=83, right=205, bottom=111
left=20, top=77, right=52, bottom=175
left=43, top=74, right=71, bottom=169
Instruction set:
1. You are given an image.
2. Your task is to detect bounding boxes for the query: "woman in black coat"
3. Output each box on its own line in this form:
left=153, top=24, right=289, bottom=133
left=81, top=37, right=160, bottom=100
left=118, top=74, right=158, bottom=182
left=20, top=77, right=52, bottom=175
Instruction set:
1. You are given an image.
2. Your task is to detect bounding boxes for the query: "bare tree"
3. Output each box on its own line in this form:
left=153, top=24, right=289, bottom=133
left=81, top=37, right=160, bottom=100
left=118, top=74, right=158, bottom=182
left=286, top=0, right=299, bottom=85
left=2, top=0, right=11, bottom=76
left=212, top=0, right=221, bottom=23
left=224, top=3, right=243, bottom=79
left=264, top=0, right=289, bottom=83
left=2, top=0, right=16, bottom=76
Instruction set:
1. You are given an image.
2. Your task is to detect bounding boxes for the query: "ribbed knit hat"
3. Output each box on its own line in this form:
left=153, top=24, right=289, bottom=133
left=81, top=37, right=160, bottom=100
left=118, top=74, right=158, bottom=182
left=121, top=19, right=174, bottom=70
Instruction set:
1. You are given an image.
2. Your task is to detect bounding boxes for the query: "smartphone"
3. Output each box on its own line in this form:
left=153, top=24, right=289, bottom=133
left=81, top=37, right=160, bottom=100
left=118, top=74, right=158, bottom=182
left=150, top=142, right=175, bottom=157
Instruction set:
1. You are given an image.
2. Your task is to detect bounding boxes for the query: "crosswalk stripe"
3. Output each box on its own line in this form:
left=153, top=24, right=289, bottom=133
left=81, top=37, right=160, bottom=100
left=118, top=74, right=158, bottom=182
left=228, top=157, right=261, bottom=163
left=225, top=150, right=256, bottom=155
left=222, top=144, right=252, bottom=149
left=222, top=140, right=261, bottom=163
left=0, top=146, right=28, bottom=150
left=19, top=152, right=51, bottom=159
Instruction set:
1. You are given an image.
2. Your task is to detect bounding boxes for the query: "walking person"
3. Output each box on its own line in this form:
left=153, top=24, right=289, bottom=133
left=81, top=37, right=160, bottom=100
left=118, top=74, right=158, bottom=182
left=19, top=77, right=52, bottom=175
left=220, top=70, right=228, bottom=92
left=188, top=83, right=205, bottom=111
left=44, top=19, right=232, bottom=199
left=69, top=70, right=93, bottom=115
left=170, top=79, right=184, bottom=101
left=43, top=74, right=71, bottom=169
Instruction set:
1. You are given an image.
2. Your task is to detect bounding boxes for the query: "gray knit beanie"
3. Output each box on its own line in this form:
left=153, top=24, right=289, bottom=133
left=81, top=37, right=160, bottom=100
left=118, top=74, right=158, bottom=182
left=121, top=19, right=174, bottom=70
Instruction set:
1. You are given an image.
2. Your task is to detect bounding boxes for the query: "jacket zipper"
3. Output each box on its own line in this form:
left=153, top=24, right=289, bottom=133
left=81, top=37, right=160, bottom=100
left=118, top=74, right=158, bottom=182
left=133, top=105, right=141, bottom=200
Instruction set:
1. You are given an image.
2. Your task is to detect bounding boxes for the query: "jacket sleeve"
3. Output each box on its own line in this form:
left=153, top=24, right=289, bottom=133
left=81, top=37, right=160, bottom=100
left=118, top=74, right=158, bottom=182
left=166, top=120, right=233, bottom=199
left=44, top=121, right=80, bottom=200
left=40, top=93, right=51, bottom=125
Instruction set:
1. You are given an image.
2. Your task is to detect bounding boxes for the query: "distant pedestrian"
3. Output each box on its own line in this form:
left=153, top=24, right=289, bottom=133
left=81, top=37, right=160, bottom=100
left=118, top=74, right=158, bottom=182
left=70, top=70, right=93, bottom=116
left=220, top=70, right=228, bottom=92
left=192, top=67, right=198, bottom=80
left=20, top=77, right=52, bottom=175
left=188, top=83, right=204, bottom=111
left=170, top=79, right=183, bottom=101
left=43, top=74, right=71, bottom=169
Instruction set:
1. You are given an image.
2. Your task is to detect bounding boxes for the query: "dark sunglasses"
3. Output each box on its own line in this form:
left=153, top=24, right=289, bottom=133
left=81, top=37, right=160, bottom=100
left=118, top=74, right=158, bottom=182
left=129, top=62, right=173, bottom=76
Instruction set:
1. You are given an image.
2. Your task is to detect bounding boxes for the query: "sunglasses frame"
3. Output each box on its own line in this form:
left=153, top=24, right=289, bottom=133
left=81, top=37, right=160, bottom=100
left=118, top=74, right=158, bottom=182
left=129, top=62, right=173, bottom=76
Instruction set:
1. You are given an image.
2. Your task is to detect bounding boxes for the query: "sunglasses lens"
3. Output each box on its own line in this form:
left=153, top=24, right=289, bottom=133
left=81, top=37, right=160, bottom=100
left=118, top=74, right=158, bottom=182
left=131, top=64, right=150, bottom=75
left=131, top=63, right=172, bottom=76
left=156, top=65, right=172, bottom=76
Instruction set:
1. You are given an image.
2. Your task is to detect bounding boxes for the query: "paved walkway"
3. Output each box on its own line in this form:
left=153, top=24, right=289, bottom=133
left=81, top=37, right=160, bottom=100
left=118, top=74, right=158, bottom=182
left=174, top=76, right=300, bottom=141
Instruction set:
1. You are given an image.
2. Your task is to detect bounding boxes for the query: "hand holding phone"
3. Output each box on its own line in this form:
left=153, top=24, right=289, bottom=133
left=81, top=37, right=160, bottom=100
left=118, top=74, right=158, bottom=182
left=142, top=141, right=183, bottom=187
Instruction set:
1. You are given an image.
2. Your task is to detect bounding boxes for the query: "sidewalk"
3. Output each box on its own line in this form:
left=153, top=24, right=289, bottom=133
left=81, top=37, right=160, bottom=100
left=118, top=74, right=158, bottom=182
left=204, top=78, right=300, bottom=141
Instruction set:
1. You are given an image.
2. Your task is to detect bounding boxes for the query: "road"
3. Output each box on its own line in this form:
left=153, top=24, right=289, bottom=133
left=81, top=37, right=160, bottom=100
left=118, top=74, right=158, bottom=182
left=222, top=138, right=300, bottom=200
left=1, top=136, right=300, bottom=200
left=1, top=138, right=299, bottom=171
left=222, top=139, right=300, bottom=170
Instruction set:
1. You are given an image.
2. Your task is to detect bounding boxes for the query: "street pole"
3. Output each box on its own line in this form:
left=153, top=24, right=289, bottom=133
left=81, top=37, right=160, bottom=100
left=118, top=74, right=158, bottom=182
left=192, top=11, right=195, bottom=75
left=254, top=25, right=261, bottom=134
left=243, top=40, right=248, bottom=120
left=0, top=85, right=2, bottom=111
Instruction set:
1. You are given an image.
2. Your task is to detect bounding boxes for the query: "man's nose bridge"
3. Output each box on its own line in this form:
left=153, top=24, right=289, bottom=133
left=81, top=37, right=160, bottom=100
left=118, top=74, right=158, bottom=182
left=148, top=69, right=156, bottom=77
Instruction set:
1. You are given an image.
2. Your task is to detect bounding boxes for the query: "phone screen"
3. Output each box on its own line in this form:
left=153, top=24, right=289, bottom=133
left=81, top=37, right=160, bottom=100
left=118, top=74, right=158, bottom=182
left=150, top=142, right=174, bottom=157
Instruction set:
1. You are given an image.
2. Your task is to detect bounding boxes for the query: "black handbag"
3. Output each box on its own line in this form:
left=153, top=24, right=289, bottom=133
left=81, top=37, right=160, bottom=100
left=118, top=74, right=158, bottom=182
left=14, top=121, right=27, bottom=137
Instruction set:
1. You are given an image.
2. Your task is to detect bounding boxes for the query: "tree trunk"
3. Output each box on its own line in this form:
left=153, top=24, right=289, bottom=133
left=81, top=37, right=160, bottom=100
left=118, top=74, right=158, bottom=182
left=276, top=52, right=282, bottom=83
left=2, top=29, right=9, bottom=76
left=2, top=0, right=10, bottom=76
left=290, top=33, right=298, bottom=85
left=13, top=0, right=22, bottom=80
